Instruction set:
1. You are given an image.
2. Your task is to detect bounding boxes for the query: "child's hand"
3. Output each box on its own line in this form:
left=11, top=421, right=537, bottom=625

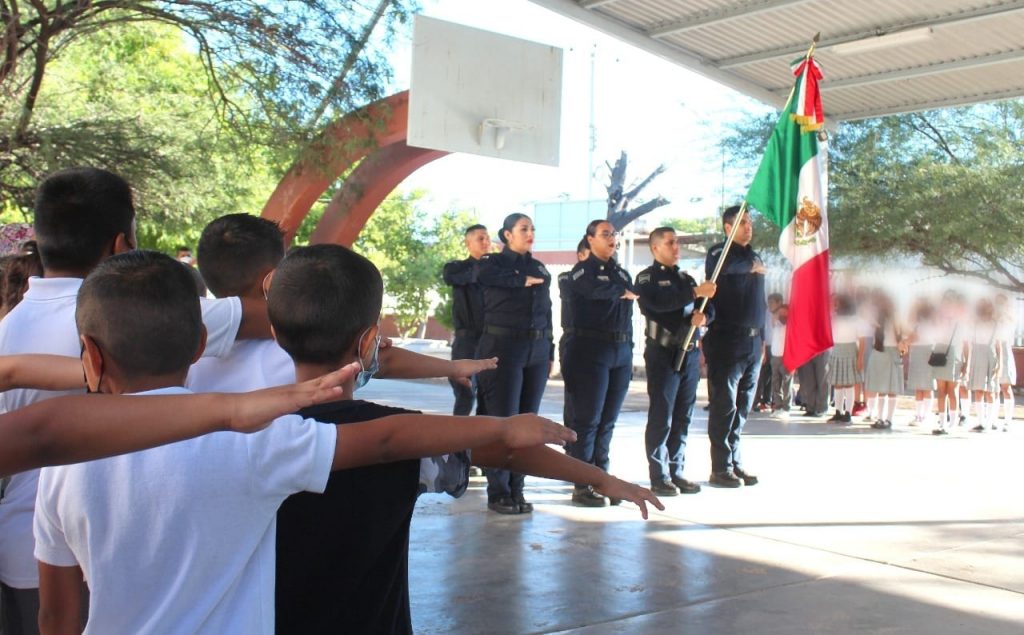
left=450, top=357, right=499, bottom=387
left=593, top=476, right=665, bottom=520
left=228, top=362, right=359, bottom=433
left=503, top=414, right=576, bottom=448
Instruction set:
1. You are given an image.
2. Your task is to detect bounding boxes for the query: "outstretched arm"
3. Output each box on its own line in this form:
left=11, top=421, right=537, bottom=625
left=378, top=346, right=497, bottom=383
left=0, top=364, right=358, bottom=477
left=472, top=444, right=665, bottom=519
left=332, top=413, right=575, bottom=471
left=0, top=355, right=84, bottom=391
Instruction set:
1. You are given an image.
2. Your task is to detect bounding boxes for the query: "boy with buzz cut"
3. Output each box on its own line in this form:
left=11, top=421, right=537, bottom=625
left=188, top=212, right=496, bottom=394
left=270, top=244, right=663, bottom=635
left=34, top=250, right=577, bottom=634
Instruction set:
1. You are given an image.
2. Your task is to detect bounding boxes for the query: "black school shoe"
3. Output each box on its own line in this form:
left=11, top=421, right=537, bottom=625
left=650, top=480, right=680, bottom=497
left=487, top=496, right=520, bottom=515
left=732, top=467, right=759, bottom=486
left=708, top=471, right=743, bottom=488
left=827, top=410, right=843, bottom=422
left=513, top=493, right=533, bottom=514
left=571, top=485, right=608, bottom=507
left=871, top=419, right=892, bottom=430
left=671, top=477, right=702, bottom=494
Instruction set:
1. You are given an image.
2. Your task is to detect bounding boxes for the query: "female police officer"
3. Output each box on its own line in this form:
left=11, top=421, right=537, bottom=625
left=562, top=219, right=638, bottom=507
left=476, top=213, right=553, bottom=514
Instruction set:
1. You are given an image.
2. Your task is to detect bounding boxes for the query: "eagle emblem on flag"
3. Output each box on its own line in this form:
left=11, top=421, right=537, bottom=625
left=795, top=196, right=823, bottom=239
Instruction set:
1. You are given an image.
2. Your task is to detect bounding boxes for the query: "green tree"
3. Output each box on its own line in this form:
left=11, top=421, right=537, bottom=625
left=430, top=209, right=481, bottom=332
left=355, top=192, right=474, bottom=338
left=723, top=100, right=1024, bottom=290
left=0, top=1, right=413, bottom=227
left=661, top=216, right=720, bottom=238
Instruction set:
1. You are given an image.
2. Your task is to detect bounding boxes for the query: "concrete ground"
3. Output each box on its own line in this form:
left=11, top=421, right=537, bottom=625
left=357, top=378, right=1024, bottom=634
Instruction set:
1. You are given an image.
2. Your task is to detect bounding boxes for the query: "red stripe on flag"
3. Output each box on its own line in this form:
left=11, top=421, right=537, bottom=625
left=782, top=249, right=833, bottom=372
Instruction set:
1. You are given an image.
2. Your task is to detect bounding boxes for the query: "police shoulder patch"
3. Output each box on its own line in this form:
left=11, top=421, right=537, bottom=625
left=617, top=269, right=629, bottom=281
left=537, top=264, right=549, bottom=276
left=572, top=269, right=585, bottom=280
left=558, top=271, right=569, bottom=281
left=637, top=272, right=651, bottom=284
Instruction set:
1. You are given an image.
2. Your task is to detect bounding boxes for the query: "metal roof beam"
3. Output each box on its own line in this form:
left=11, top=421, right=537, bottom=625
left=835, top=86, right=1024, bottom=122
left=580, top=0, right=622, bottom=9
left=717, top=1, right=1024, bottom=69
left=650, top=0, right=812, bottom=39
left=820, top=49, right=1024, bottom=92
left=527, top=0, right=788, bottom=108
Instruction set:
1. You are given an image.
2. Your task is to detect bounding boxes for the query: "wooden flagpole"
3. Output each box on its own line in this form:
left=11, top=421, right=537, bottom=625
left=672, top=34, right=820, bottom=372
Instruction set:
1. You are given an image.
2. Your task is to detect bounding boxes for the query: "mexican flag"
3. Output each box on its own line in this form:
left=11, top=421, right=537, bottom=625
left=746, top=53, right=832, bottom=372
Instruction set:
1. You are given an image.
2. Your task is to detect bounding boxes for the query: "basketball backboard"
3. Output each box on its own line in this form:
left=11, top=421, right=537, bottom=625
left=408, top=15, right=563, bottom=167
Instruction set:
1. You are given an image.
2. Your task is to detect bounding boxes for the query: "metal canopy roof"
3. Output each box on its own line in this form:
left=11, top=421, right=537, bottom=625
left=528, top=0, right=1024, bottom=121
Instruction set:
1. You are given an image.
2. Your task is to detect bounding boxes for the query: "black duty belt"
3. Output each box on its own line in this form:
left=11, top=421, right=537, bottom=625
left=646, top=321, right=696, bottom=351
left=565, top=327, right=630, bottom=343
left=453, top=329, right=482, bottom=339
left=710, top=323, right=761, bottom=338
left=483, top=325, right=553, bottom=340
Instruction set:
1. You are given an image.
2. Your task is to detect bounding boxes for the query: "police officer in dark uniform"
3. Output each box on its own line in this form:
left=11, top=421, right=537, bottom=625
left=476, top=213, right=553, bottom=514
left=558, top=238, right=591, bottom=431
left=442, top=224, right=491, bottom=417
left=636, top=227, right=718, bottom=497
left=562, top=219, right=637, bottom=507
left=703, top=206, right=766, bottom=488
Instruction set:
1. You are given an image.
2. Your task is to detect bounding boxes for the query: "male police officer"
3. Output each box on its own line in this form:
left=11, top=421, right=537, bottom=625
left=703, top=206, right=766, bottom=488
left=442, top=224, right=491, bottom=416
left=637, top=227, right=717, bottom=496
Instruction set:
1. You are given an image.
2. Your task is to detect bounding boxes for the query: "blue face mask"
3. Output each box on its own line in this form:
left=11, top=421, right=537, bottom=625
left=355, top=327, right=382, bottom=391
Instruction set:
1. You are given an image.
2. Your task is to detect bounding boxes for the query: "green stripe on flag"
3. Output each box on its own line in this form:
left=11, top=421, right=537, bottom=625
left=746, top=96, right=819, bottom=228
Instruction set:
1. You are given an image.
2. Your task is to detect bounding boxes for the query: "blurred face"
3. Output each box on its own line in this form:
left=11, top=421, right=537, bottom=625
left=977, top=299, right=994, bottom=321
left=504, top=218, right=535, bottom=254
left=587, top=222, right=618, bottom=261
left=724, top=214, right=753, bottom=246
left=465, top=229, right=491, bottom=259
left=777, top=309, right=789, bottom=325
left=650, top=230, right=680, bottom=266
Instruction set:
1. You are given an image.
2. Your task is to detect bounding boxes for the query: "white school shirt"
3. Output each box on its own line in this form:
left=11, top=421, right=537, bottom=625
left=972, top=321, right=998, bottom=346
left=187, top=339, right=295, bottom=393
left=770, top=319, right=787, bottom=356
left=831, top=315, right=860, bottom=345
left=34, top=386, right=336, bottom=635
left=912, top=321, right=940, bottom=347
left=0, top=277, right=242, bottom=588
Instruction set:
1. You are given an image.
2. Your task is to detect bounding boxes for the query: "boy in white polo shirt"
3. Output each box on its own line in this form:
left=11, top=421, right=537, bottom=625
left=186, top=213, right=495, bottom=394
left=0, top=168, right=251, bottom=634
left=33, top=250, right=575, bottom=634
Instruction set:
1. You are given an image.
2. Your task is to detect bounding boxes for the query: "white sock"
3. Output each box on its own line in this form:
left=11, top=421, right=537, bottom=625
left=978, top=401, right=988, bottom=427
left=1004, top=394, right=1014, bottom=424
left=841, top=387, right=855, bottom=413
left=915, top=400, right=925, bottom=421
left=924, top=398, right=934, bottom=425
left=869, top=395, right=881, bottom=419
left=885, top=395, right=897, bottom=421
left=961, top=395, right=972, bottom=421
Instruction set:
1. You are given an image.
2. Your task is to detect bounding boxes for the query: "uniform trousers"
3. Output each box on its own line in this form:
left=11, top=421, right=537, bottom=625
left=797, top=350, right=831, bottom=414
left=644, top=342, right=701, bottom=483
left=476, top=334, right=551, bottom=499
left=448, top=335, right=485, bottom=416
left=704, top=330, right=763, bottom=473
left=563, top=336, right=632, bottom=485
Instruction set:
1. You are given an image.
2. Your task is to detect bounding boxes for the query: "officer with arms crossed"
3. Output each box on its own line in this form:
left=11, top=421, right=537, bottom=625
left=442, top=224, right=491, bottom=417
left=636, top=227, right=717, bottom=496
left=703, top=206, right=766, bottom=488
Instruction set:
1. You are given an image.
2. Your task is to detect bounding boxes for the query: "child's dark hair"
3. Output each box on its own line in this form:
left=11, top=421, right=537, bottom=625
left=0, top=251, right=43, bottom=314
left=197, top=214, right=284, bottom=298
left=268, top=244, right=383, bottom=365
left=835, top=293, right=856, bottom=316
left=767, top=292, right=784, bottom=304
left=76, top=251, right=202, bottom=376
left=33, top=168, right=136, bottom=274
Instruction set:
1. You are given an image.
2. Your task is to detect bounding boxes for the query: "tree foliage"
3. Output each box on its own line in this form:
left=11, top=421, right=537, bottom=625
left=723, top=100, right=1024, bottom=290
left=355, top=191, right=475, bottom=338
left=0, top=0, right=413, bottom=245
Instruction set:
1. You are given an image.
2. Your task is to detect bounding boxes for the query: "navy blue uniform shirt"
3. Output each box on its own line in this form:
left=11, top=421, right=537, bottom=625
left=566, top=254, right=636, bottom=334
left=704, top=241, right=766, bottom=331
left=557, top=271, right=574, bottom=330
left=635, top=263, right=716, bottom=335
left=477, top=247, right=553, bottom=331
left=442, top=257, right=485, bottom=334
